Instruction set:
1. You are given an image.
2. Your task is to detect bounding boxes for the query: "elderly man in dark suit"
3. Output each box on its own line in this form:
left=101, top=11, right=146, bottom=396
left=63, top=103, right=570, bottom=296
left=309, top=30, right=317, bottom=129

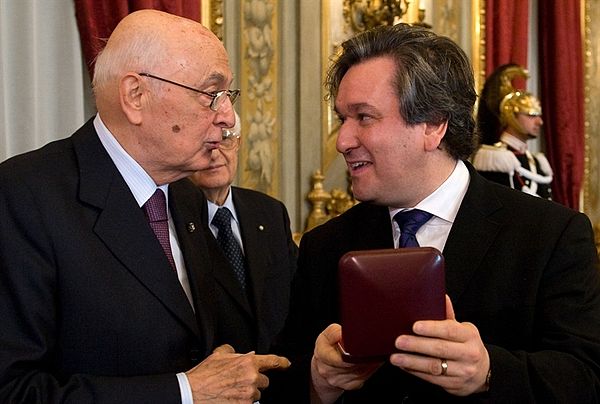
left=276, top=24, right=600, bottom=403
left=0, top=10, right=288, bottom=404
left=188, top=111, right=297, bottom=356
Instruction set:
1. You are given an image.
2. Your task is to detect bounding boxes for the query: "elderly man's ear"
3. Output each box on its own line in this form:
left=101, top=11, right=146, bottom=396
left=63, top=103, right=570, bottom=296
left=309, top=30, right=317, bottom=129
left=119, top=73, right=145, bottom=125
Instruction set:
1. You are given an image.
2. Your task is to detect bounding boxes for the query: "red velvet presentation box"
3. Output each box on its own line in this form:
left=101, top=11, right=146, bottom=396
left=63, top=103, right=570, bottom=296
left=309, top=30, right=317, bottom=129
left=338, top=247, right=446, bottom=363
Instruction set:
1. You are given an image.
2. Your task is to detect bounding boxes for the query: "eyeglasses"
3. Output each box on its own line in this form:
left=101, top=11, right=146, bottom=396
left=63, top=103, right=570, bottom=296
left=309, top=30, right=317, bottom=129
left=220, top=128, right=240, bottom=150
left=138, top=73, right=240, bottom=112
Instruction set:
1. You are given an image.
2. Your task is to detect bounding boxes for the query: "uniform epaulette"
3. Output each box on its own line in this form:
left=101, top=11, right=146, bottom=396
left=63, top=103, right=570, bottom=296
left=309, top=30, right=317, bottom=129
left=534, top=152, right=553, bottom=176
left=471, top=144, right=521, bottom=174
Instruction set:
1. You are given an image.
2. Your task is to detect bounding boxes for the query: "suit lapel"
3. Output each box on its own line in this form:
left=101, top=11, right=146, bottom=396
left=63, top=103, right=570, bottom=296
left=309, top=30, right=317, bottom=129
left=348, top=203, right=395, bottom=251
left=169, top=180, right=216, bottom=352
left=233, top=188, right=269, bottom=318
left=443, top=164, right=503, bottom=301
left=72, top=123, right=201, bottom=339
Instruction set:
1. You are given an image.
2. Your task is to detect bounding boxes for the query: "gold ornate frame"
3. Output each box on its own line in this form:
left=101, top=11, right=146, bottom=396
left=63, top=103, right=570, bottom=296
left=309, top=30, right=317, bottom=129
left=201, top=0, right=223, bottom=40
left=239, top=0, right=280, bottom=195
left=583, top=0, right=600, bottom=250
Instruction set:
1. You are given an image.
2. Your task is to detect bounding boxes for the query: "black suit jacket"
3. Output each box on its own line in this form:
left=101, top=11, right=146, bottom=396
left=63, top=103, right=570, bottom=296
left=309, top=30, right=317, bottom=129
left=0, top=118, right=291, bottom=403
left=279, top=162, right=600, bottom=403
left=182, top=184, right=298, bottom=355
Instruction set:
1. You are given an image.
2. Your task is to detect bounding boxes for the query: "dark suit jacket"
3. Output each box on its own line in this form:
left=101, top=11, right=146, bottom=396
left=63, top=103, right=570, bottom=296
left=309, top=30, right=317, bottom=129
left=185, top=184, right=298, bottom=355
left=279, top=162, right=600, bottom=403
left=0, top=118, right=294, bottom=403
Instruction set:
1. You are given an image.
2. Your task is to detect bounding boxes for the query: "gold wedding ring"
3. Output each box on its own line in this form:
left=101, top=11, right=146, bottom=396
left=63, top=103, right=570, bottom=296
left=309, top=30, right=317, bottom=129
left=440, top=359, right=448, bottom=376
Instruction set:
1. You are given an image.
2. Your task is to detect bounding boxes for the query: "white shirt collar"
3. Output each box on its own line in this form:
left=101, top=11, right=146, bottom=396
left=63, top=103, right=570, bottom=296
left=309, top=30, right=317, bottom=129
left=500, top=132, right=528, bottom=153
left=206, top=187, right=239, bottom=225
left=388, top=160, right=470, bottom=225
left=93, top=114, right=167, bottom=207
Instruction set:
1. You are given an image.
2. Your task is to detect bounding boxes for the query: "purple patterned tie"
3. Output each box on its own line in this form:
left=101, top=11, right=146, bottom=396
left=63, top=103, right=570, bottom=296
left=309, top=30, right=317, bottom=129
left=212, top=207, right=247, bottom=289
left=394, top=209, right=433, bottom=248
left=143, top=189, right=176, bottom=271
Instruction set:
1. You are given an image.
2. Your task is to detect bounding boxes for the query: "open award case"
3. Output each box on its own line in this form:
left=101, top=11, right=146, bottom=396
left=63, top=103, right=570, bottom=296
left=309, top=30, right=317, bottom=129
left=338, top=247, right=446, bottom=363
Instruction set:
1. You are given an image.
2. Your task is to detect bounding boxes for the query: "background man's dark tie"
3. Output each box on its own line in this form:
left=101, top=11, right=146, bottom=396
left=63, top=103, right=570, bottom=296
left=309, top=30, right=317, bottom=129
left=212, top=207, right=247, bottom=289
left=143, top=189, right=176, bottom=270
left=394, top=209, right=433, bottom=247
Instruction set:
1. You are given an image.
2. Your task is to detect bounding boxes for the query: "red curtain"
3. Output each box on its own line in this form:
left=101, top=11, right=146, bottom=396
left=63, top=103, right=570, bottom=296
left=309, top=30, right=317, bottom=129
left=539, top=1, right=584, bottom=209
left=74, top=0, right=201, bottom=79
left=485, top=0, right=529, bottom=78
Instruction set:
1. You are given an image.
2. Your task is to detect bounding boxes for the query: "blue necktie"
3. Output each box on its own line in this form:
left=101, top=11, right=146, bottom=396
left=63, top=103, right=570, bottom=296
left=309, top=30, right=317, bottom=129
left=212, top=207, right=247, bottom=289
left=394, top=209, right=433, bottom=248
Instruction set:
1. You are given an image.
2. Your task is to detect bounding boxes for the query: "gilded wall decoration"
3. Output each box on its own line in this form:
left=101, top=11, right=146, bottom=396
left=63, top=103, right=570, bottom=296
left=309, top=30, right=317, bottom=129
left=429, top=0, right=484, bottom=90
left=583, top=0, right=600, bottom=251
left=201, top=0, right=224, bottom=40
left=321, top=0, right=348, bottom=174
left=240, top=0, right=279, bottom=195
left=343, top=0, right=411, bottom=32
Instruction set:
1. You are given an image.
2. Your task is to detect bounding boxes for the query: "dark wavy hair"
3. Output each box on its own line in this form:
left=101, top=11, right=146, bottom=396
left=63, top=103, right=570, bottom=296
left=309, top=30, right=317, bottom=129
left=326, top=23, right=478, bottom=160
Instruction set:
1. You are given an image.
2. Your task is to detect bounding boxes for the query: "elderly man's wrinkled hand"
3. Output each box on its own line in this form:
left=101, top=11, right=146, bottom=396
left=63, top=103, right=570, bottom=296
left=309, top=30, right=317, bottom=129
left=186, top=344, right=291, bottom=403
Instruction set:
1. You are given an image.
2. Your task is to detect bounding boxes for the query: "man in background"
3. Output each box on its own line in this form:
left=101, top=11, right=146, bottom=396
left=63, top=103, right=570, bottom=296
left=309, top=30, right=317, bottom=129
left=0, top=10, right=288, bottom=403
left=188, top=111, right=297, bottom=357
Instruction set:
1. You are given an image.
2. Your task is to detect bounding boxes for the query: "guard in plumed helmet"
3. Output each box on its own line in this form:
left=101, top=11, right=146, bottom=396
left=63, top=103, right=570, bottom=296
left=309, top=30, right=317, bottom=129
left=472, top=64, right=553, bottom=199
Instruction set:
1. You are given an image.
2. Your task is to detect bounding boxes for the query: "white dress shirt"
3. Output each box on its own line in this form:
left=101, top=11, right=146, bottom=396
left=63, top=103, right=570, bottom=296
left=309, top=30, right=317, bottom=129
left=389, top=160, right=470, bottom=251
left=206, top=189, right=244, bottom=252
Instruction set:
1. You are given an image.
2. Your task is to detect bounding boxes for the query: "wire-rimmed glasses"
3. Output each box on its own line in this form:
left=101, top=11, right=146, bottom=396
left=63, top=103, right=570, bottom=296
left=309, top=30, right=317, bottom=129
left=138, top=72, right=240, bottom=111
left=220, top=128, right=240, bottom=150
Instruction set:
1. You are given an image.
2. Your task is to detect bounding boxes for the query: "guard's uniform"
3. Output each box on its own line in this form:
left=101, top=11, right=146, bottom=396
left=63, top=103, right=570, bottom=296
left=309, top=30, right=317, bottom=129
left=472, top=133, right=553, bottom=200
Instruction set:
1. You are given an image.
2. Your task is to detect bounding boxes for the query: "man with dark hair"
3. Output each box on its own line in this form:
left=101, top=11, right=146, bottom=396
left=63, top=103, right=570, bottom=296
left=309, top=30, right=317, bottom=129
left=279, top=23, right=600, bottom=403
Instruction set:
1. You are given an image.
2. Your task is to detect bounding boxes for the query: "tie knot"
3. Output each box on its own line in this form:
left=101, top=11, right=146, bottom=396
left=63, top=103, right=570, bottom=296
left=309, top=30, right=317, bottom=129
left=394, top=209, right=433, bottom=236
left=143, top=189, right=167, bottom=223
left=212, top=207, right=233, bottom=230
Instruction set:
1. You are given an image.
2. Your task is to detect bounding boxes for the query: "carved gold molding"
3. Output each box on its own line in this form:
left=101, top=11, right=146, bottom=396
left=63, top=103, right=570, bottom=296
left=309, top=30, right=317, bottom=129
left=201, top=0, right=224, bottom=40
left=582, top=0, right=600, bottom=251
left=240, top=0, right=279, bottom=195
left=584, top=0, right=591, bottom=214
left=343, top=0, right=411, bottom=32
left=473, top=0, right=485, bottom=92
left=320, top=0, right=339, bottom=175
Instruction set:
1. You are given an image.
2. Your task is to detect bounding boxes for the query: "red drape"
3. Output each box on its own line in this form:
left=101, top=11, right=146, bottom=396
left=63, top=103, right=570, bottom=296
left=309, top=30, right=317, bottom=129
left=73, top=0, right=201, bottom=79
left=539, top=1, right=584, bottom=209
left=485, top=0, right=529, bottom=78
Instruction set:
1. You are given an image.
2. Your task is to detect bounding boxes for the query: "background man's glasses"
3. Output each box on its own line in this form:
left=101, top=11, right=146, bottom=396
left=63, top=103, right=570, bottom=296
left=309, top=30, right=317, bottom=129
left=220, top=128, right=240, bottom=150
left=138, top=72, right=240, bottom=111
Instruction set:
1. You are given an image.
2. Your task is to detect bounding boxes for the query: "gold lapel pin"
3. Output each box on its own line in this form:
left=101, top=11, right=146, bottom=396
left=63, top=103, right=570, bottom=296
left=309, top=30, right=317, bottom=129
left=187, top=222, right=196, bottom=233
left=258, top=225, right=264, bottom=231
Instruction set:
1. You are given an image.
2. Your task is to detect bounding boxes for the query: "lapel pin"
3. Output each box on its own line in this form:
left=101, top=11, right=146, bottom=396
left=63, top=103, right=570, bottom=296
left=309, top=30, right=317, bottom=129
left=258, top=225, right=264, bottom=231
left=187, top=222, right=196, bottom=233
